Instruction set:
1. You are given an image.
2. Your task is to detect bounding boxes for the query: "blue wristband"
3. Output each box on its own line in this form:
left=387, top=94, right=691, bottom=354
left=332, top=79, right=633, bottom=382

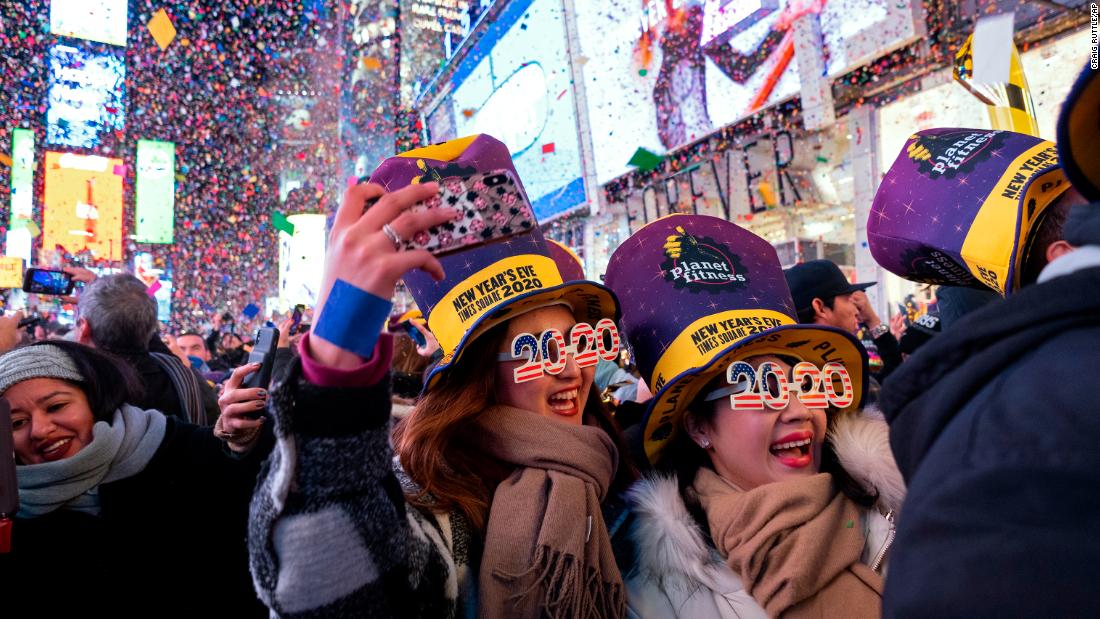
left=314, top=280, right=392, bottom=359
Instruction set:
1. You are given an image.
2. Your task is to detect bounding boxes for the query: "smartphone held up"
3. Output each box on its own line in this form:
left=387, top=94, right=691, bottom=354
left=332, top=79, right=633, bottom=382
left=22, top=268, right=75, bottom=296
left=402, top=169, right=536, bottom=256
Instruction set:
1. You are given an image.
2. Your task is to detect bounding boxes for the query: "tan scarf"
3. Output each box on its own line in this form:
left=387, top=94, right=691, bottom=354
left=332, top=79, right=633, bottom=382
left=469, top=405, right=625, bottom=619
left=692, top=469, right=883, bottom=618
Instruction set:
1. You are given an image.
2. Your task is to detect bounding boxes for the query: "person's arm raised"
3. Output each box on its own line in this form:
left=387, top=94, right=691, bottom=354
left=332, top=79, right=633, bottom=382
left=248, top=181, right=462, bottom=617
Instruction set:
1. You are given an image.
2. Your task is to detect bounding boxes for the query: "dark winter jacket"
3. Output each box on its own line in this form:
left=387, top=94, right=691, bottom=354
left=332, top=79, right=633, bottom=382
left=118, top=348, right=220, bottom=425
left=247, top=355, right=464, bottom=617
left=1, top=415, right=274, bottom=616
left=879, top=265, right=1100, bottom=618
left=247, top=349, right=636, bottom=617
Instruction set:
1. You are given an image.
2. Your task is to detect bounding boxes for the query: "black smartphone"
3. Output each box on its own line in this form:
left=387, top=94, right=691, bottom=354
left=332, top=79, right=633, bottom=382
left=241, top=327, right=279, bottom=418
left=0, top=398, right=17, bottom=525
left=296, top=322, right=311, bottom=335
left=22, top=268, right=75, bottom=296
left=290, top=304, right=304, bottom=334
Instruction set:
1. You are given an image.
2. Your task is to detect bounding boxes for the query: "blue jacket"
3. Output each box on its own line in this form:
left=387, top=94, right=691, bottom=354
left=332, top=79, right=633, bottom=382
left=879, top=265, right=1100, bottom=618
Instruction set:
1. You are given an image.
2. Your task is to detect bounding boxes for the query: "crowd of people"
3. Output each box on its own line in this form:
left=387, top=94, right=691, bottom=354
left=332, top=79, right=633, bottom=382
left=0, top=41, right=1097, bottom=619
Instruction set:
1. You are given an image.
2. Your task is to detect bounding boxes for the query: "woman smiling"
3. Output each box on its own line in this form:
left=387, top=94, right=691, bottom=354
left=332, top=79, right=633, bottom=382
left=0, top=341, right=273, bottom=616
left=605, top=215, right=905, bottom=619
left=247, top=135, right=635, bottom=618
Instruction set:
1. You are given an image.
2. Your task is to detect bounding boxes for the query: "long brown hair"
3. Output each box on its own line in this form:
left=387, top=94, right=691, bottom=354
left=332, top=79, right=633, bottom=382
left=393, top=319, right=637, bottom=535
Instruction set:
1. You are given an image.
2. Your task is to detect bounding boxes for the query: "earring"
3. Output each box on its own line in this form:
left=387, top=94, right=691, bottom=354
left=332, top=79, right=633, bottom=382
left=699, top=438, right=711, bottom=449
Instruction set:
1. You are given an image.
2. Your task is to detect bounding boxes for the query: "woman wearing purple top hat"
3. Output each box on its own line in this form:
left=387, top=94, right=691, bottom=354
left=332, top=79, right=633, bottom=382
left=604, top=215, right=905, bottom=618
left=247, top=135, right=635, bottom=618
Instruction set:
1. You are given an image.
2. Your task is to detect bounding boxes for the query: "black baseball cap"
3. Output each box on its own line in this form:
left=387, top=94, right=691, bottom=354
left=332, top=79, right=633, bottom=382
left=784, top=259, right=876, bottom=314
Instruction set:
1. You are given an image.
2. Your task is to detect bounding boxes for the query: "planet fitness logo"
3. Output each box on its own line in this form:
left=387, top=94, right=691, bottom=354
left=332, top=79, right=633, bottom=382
left=900, top=247, right=979, bottom=287
left=905, top=130, right=1008, bottom=180
left=661, top=226, right=748, bottom=293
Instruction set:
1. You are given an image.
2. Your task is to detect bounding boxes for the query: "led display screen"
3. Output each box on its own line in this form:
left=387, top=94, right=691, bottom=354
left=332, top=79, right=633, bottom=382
left=47, top=44, right=126, bottom=149
left=134, top=252, right=172, bottom=322
left=50, top=0, right=128, bottom=47
left=402, top=0, right=497, bottom=105
left=279, top=214, right=327, bottom=308
left=7, top=129, right=35, bottom=264
left=0, top=257, right=25, bottom=289
left=426, top=0, right=585, bottom=221
left=43, top=151, right=125, bottom=261
left=135, top=140, right=176, bottom=244
left=575, top=0, right=919, bottom=183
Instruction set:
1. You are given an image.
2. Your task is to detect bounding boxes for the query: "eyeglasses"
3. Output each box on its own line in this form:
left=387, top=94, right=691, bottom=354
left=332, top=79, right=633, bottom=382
left=703, top=360, right=854, bottom=409
left=496, top=319, right=621, bottom=383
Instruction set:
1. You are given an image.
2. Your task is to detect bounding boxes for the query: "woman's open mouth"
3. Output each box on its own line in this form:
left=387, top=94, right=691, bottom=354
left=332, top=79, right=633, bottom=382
left=548, top=388, right=580, bottom=416
left=769, top=431, right=813, bottom=468
left=38, top=437, right=75, bottom=462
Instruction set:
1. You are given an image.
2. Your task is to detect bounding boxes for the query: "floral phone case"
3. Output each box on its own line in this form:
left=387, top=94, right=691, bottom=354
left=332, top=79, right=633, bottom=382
left=402, top=169, right=537, bottom=256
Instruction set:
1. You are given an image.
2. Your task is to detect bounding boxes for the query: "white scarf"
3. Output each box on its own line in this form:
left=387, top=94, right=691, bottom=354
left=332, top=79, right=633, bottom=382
left=16, top=405, right=167, bottom=518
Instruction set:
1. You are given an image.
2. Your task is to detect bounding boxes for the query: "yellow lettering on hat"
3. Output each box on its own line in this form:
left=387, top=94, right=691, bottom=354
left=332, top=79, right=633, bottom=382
left=428, top=254, right=563, bottom=355
left=649, top=309, right=794, bottom=390
left=962, top=142, right=1066, bottom=294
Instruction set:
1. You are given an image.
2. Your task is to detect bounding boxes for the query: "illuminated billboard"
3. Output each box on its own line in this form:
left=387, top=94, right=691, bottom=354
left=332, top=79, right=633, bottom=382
left=402, top=0, right=497, bottom=105
left=47, top=44, right=126, bottom=149
left=50, top=0, right=128, bottom=47
left=279, top=214, right=327, bottom=308
left=575, top=0, right=920, bottom=183
left=43, top=151, right=125, bottom=261
left=134, top=252, right=172, bottom=322
left=135, top=140, right=176, bottom=244
left=7, top=129, right=35, bottom=264
left=425, top=0, right=586, bottom=220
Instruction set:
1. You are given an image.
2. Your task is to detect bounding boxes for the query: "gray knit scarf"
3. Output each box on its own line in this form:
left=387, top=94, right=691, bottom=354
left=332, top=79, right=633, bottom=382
left=16, top=405, right=167, bottom=518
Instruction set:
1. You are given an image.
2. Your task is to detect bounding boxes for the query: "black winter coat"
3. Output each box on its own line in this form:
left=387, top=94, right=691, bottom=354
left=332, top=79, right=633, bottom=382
left=879, top=266, right=1100, bottom=618
left=1, top=415, right=274, bottom=617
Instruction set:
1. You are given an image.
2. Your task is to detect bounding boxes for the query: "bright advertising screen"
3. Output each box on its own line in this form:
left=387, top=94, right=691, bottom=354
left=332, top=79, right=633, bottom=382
left=279, top=213, right=327, bottom=308
left=401, top=0, right=497, bottom=105
left=134, top=252, right=172, bottom=322
left=47, top=44, right=126, bottom=149
left=425, top=0, right=585, bottom=221
left=7, top=129, right=35, bottom=265
left=50, top=0, right=128, bottom=47
left=575, top=0, right=919, bottom=184
left=43, top=151, right=125, bottom=261
left=135, top=140, right=176, bottom=244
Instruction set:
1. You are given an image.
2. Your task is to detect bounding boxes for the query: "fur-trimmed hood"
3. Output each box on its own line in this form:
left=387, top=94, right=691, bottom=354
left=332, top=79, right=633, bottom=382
left=627, top=407, right=905, bottom=589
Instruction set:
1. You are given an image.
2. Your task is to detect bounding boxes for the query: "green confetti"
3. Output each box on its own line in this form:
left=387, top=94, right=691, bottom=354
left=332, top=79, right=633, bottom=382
left=272, top=211, right=295, bottom=236
left=628, top=147, right=664, bottom=172
left=845, top=519, right=854, bottom=529
left=638, top=68, right=648, bottom=77
left=815, top=156, right=829, bottom=164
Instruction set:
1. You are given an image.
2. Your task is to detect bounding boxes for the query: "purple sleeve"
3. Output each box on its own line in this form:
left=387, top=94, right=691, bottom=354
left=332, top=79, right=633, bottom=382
left=298, top=331, right=394, bottom=388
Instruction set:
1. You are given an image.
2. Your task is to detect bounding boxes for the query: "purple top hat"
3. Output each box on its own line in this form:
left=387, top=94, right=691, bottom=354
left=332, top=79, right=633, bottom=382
left=605, top=214, right=867, bottom=463
left=869, top=128, right=1069, bottom=296
left=369, top=134, right=619, bottom=389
